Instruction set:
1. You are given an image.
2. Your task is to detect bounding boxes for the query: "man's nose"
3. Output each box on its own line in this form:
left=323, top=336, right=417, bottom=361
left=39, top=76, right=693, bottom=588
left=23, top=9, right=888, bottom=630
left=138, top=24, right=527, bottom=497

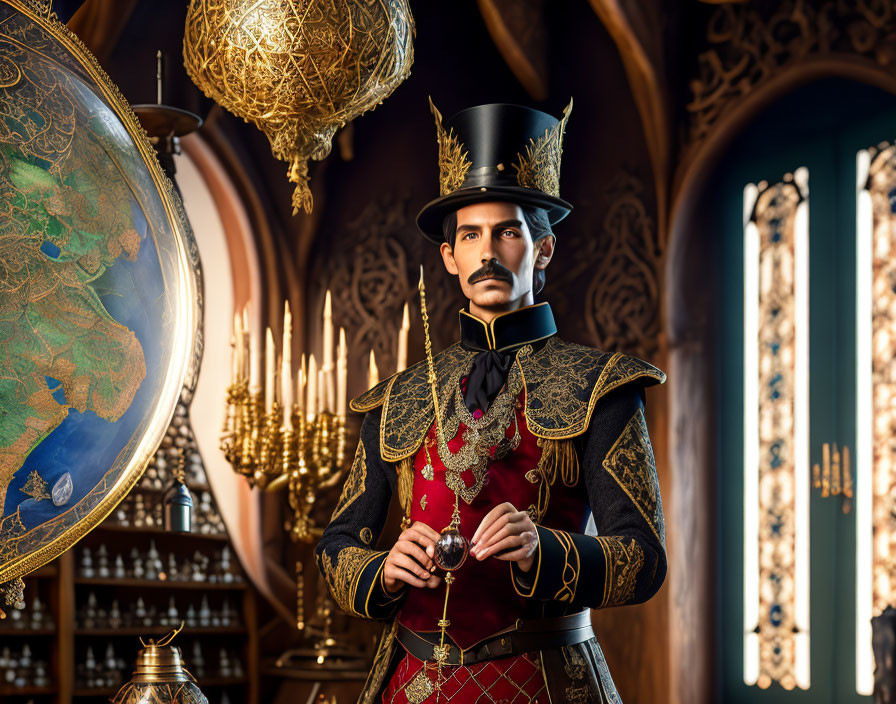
left=478, top=235, right=495, bottom=263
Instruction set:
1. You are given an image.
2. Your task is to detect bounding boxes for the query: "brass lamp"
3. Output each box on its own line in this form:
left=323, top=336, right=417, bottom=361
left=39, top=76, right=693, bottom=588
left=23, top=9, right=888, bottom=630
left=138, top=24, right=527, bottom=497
left=111, top=625, right=208, bottom=704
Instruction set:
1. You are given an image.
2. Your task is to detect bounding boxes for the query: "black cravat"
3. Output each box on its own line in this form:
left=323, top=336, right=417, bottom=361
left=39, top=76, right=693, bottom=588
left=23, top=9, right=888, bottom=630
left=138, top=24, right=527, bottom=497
left=464, top=348, right=513, bottom=414
left=458, top=303, right=558, bottom=414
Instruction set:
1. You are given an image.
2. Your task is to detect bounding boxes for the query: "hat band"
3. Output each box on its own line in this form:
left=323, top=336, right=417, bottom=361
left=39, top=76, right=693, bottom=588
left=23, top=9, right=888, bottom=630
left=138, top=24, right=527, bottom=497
left=457, top=166, right=519, bottom=191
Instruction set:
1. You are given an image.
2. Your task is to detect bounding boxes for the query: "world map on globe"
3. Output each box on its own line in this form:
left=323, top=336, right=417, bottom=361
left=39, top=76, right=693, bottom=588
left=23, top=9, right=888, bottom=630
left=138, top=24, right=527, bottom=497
left=0, top=0, right=197, bottom=585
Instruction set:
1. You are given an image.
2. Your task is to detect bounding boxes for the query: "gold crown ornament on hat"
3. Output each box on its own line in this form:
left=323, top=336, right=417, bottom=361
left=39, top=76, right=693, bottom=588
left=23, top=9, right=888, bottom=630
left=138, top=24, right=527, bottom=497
left=417, top=98, right=573, bottom=241
left=183, top=0, right=415, bottom=215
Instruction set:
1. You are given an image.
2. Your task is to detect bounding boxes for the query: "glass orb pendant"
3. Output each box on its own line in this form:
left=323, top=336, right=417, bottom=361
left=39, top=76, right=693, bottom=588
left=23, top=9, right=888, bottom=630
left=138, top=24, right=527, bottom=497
left=434, top=528, right=468, bottom=571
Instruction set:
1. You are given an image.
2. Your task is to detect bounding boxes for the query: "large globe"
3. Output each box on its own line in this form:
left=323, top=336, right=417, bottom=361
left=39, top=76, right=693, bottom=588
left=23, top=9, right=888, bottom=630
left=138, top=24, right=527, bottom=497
left=0, top=0, right=198, bottom=585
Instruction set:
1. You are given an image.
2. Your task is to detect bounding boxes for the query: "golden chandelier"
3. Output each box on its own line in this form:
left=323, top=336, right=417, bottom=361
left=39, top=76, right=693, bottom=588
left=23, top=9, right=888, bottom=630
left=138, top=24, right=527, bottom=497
left=183, top=0, right=415, bottom=214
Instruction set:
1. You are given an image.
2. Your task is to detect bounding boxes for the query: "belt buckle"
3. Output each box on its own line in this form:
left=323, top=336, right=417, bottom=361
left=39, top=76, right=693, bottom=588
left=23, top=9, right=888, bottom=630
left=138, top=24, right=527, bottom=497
left=432, top=644, right=451, bottom=665
left=432, top=643, right=465, bottom=666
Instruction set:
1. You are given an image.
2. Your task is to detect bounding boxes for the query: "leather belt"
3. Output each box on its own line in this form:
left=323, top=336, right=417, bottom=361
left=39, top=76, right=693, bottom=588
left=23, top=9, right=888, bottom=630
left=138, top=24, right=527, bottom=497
left=396, top=610, right=594, bottom=666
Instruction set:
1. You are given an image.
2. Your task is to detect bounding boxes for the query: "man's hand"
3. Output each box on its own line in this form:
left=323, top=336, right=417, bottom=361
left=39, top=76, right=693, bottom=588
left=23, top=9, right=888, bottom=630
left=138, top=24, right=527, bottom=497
left=470, top=503, right=538, bottom=572
left=383, top=521, right=443, bottom=594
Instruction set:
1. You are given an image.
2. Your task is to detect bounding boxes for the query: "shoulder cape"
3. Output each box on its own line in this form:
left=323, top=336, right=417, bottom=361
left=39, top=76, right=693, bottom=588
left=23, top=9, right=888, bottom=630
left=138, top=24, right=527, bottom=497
left=349, top=336, right=665, bottom=462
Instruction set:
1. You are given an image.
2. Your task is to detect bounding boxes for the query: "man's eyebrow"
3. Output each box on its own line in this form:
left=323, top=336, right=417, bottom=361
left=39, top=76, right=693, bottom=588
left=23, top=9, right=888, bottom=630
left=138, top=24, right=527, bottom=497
left=491, top=219, right=522, bottom=231
left=455, top=223, right=480, bottom=233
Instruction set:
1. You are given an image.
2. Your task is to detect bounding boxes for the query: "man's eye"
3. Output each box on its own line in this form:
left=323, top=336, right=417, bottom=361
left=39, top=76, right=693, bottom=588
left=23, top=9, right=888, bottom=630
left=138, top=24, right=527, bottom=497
left=501, top=229, right=520, bottom=238
left=461, top=231, right=478, bottom=240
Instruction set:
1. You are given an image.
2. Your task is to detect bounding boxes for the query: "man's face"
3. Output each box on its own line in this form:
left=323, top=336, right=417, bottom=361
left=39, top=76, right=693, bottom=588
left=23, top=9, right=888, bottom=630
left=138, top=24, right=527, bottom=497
left=440, top=201, right=554, bottom=315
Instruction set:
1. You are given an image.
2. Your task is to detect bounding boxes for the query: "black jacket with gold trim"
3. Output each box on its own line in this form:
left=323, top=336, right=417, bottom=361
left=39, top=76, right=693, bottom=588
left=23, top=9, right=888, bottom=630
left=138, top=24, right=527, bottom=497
left=315, top=334, right=666, bottom=704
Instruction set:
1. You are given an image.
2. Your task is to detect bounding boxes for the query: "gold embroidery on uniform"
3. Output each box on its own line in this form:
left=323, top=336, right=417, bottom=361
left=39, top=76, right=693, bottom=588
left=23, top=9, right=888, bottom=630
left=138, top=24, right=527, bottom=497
left=603, top=408, right=665, bottom=546
left=429, top=96, right=472, bottom=195
left=531, top=437, right=579, bottom=521
left=513, top=98, right=572, bottom=197
left=420, top=494, right=427, bottom=511
left=360, top=621, right=399, bottom=704
left=404, top=668, right=435, bottom=704
left=380, top=344, right=475, bottom=462
left=564, top=684, right=589, bottom=704
left=436, top=362, right=523, bottom=504
left=597, top=536, right=644, bottom=607
left=517, top=338, right=665, bottom=440
left=321, top=546, right=378, bottom=616
left=360, top=527, right=373, bottom=545
left=330, top=442, right=367, bottom=522
left=548, top=528, right=579, bottom=603
left=397, top=457, right=414, bottom=529
left=563, top=646, right=586, bottom=680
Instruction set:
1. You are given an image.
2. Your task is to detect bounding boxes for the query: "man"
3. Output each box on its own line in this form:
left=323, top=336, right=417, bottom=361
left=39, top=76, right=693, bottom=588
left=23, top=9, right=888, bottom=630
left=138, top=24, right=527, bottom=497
left=316, top=99, right=666, bottom=704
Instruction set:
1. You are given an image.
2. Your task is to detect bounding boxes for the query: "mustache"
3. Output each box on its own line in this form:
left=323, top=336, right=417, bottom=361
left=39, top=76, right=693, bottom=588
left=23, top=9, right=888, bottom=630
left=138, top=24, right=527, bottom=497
left=467, top=259, right=513, bottom=285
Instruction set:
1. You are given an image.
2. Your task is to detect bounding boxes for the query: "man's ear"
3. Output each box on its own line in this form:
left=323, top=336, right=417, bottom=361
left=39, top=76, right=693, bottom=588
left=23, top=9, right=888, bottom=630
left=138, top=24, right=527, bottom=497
left=534, top=235, right=555, bottom=270
left=440, top=242, right=459, bottom=276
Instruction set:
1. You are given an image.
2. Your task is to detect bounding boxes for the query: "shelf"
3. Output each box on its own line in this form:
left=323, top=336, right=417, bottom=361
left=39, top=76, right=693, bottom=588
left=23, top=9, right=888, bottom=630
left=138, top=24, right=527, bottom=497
left=0, top=685, right=57, bottom=696
left=74, top=577, right=246, bottom=591
left=0, top=627, right=56, bottom=636
left=93, top=524, right=229, bottom=541
left=76, top=626, right=246, bottom=636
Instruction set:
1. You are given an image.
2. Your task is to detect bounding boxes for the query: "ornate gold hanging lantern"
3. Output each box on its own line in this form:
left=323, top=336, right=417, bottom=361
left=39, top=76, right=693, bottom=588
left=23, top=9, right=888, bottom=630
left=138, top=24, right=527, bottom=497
left=183, top=0, right=415, bottom=214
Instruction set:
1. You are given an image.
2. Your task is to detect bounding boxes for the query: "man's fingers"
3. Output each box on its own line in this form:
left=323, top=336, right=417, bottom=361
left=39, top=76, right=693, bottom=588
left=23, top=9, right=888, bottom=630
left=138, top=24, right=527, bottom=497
left=476, top=511, right=526, bottom=550
left=410, top=521, right=442, bottom=544
left=390, top=553, right=432, bottom=581
left=385, top=563, right=428, bottom=589
left=472, top=503, right=514, bottom=545
left=425, top=573, right=442, bottom=588
left=396, top=540, right=435, bottom=571
left=476, top=532, right=533, bottom=560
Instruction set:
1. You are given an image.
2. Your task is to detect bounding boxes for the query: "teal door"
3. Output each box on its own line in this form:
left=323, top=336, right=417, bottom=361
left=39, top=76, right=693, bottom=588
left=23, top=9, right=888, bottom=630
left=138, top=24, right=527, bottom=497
left=717, top=79, right=896, bottom=703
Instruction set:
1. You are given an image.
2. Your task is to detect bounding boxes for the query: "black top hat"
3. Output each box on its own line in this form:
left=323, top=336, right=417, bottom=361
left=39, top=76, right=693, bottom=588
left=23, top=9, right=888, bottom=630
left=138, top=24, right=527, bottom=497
left=416, top=99, right=573, bottom=242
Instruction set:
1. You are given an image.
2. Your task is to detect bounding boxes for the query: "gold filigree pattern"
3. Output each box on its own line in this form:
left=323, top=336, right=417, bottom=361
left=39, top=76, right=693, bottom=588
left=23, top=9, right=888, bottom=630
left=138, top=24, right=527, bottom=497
left=602, top=408, right=665, bottom=547
left=419, top=494, right=427, bottom=511
left=380, top=344, right=475, bottom=462
left=513, top=98, right=572, bottom=197
left=18, top=470, right=49, bottom=502
left=518, top=338, right=665, bottom=440
left=548, top=529, right=579, bottom=603
left=404, top=668, right=435, bottom=704
left=429, top=97, right=472, bottom=195
left=184, top=0, right=415, bottom=213
left=360, top=527, right=373, bottom=545
left=596, top=537, right=643, bottom=608
left=436, top=362, right=523, bottom=504
left=320, top=546, right=379, bottom=617
left=355, top=337, right=665, bottom=460
left=360, top=621, right=399, bottom=704
left=330, top=442, right=367, bottom=522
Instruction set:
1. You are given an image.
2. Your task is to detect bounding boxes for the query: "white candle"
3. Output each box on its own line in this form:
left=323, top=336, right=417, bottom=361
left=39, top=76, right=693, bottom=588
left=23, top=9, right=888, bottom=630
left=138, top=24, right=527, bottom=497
left=241, top=305, right=250, bottom=380
left=296, top=353, right=306, bottom=415
left=249, top=326, right=261, bottom=393
left=318, top=368, right=326, bottom=416
left=281, top=302, right=293, bottom=429
left=323, top=290, right=335, bottom=412
left=337, top=327, right=347, bottom=417
left=264, top=327, right=275, bottom=412
left=397, top=302, right=409, bottom=373
left=307, top=354, right=318, bottom=418
left=231, top=312, right=239, bottom=384
left=368, top=349, right=379, bottom=389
